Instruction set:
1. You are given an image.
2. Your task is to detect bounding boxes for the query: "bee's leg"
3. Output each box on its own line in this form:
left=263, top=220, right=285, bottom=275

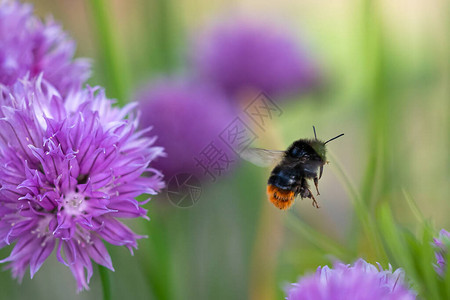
left=301, top=180, right=320, bottom=208
left=299, top=187, right=308, bottom=199
left=297, top=178, right=309, bottom=200
left=308, top=190, right=320, bottom=208
left=294, top=186, right=302, bottom=199
left=313, top=177, right=320, bottom=195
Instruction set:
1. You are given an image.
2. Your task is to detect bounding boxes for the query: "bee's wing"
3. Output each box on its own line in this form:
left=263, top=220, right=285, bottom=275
left=239, top=148, right=285, bottom=167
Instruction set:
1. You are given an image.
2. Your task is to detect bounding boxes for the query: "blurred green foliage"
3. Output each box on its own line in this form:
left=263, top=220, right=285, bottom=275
left=1, top=0, right=449, bottom=299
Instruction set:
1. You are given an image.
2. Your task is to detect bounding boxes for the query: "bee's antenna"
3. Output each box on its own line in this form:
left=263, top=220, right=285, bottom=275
left=313, top=126, right=317, bottom=140
left=324, top=133, right=344, bottom=145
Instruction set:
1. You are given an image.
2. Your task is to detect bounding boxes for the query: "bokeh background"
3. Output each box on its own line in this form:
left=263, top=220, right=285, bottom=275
left=0, top=0, right=449, bottom=299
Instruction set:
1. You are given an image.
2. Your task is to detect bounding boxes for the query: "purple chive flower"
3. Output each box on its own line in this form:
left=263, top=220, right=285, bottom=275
left=0, top=1, right=90, bottom=95
left=192, top=20, right=318, bottom=99
left=136, top=79, right=235, bottom=180
left=0, top=76, right=164, bottom=291
left=286, top=259, right=416, bottom=300
left=433, top=229, right=450, bottom=276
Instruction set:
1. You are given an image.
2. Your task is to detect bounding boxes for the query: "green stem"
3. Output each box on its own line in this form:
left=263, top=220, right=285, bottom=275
left=329, top=152, right=386, bottom=261
left=352, top=0, right=393, bottom=263
left=360, top=0, right=388, bottom=207
left=401, top=188, right=425, bottom=224
left=88, top=0, right=130, bottom=105
left=143, top=0, right=176, bottom=73
left=154, top=0, right=175, bottom=71
left=98, top=265, right=111, bottom=300
left=285, top=212, right=353, bottom=261
left=142, top=218, right=172, bottom=300
left=447, top=1, right=450, bottom=181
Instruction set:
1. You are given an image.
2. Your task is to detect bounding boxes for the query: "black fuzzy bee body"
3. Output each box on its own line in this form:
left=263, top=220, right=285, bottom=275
left=241, top=127, right=343, bottom=210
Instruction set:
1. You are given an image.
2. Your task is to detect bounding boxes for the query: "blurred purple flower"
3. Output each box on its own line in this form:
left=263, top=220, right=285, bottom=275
left=0, top=1, right=90, bottom=95
left=285, top=259, right=416, bottom=300
left=433, top=229, right=450, bottom=276
left=0, top=76, right=164, bottom=291
left=136, top=79, right=235, bottom=180
left=192, top=20, right=318, bottom=99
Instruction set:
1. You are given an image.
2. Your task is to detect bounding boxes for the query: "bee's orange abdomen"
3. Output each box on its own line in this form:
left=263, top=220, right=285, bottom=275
left=267, top=185, right=295, bottom=210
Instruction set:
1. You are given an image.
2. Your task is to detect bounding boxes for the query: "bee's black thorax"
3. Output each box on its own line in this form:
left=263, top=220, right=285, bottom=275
left=267, top=139, right=327, bottom=191
left=286, top=139, right=325, bottom=163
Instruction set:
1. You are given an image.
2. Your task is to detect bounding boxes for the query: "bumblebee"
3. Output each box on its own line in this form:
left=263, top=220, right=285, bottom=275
left=240, top=127, right=343, bottom=210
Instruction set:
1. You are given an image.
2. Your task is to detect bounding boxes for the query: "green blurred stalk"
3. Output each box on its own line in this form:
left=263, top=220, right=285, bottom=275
left=352, top=0, right=398, bottom=263
left=88, top=0, right=130, bottom=105
left=359, top=0, right=391, bottom=207
left=445, top=249, right=450, bottom=299
left=144, top=0, right=177, bottom=73
left=377, top=205, right=442, bottom=299
left=98, top=265, right=112, bottom=300
left=402, top=189, right=425, bottom=224
left=377, top=204, right=417, bottom=279
left=142, top=219, right=173, bottom=300
left=329, top=152, right=386, bottom=261
left=418, top=226, right=441, bottom=300
left=285, top=212, right=353, bottom=261
left=153, top=0, right=175, bottom=71
left=447, top=1, right=450, bottom=183
left=248, top=123, right=285, bottom=300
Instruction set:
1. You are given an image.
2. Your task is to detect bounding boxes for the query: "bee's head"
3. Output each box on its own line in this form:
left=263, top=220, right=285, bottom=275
left=288, top=140, right=325, bottom=161
left=310, top=140, right=327, bottom=161
left=311, top=126, right=344, bottom=161
left=288, top=128, right=344, bottom=161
